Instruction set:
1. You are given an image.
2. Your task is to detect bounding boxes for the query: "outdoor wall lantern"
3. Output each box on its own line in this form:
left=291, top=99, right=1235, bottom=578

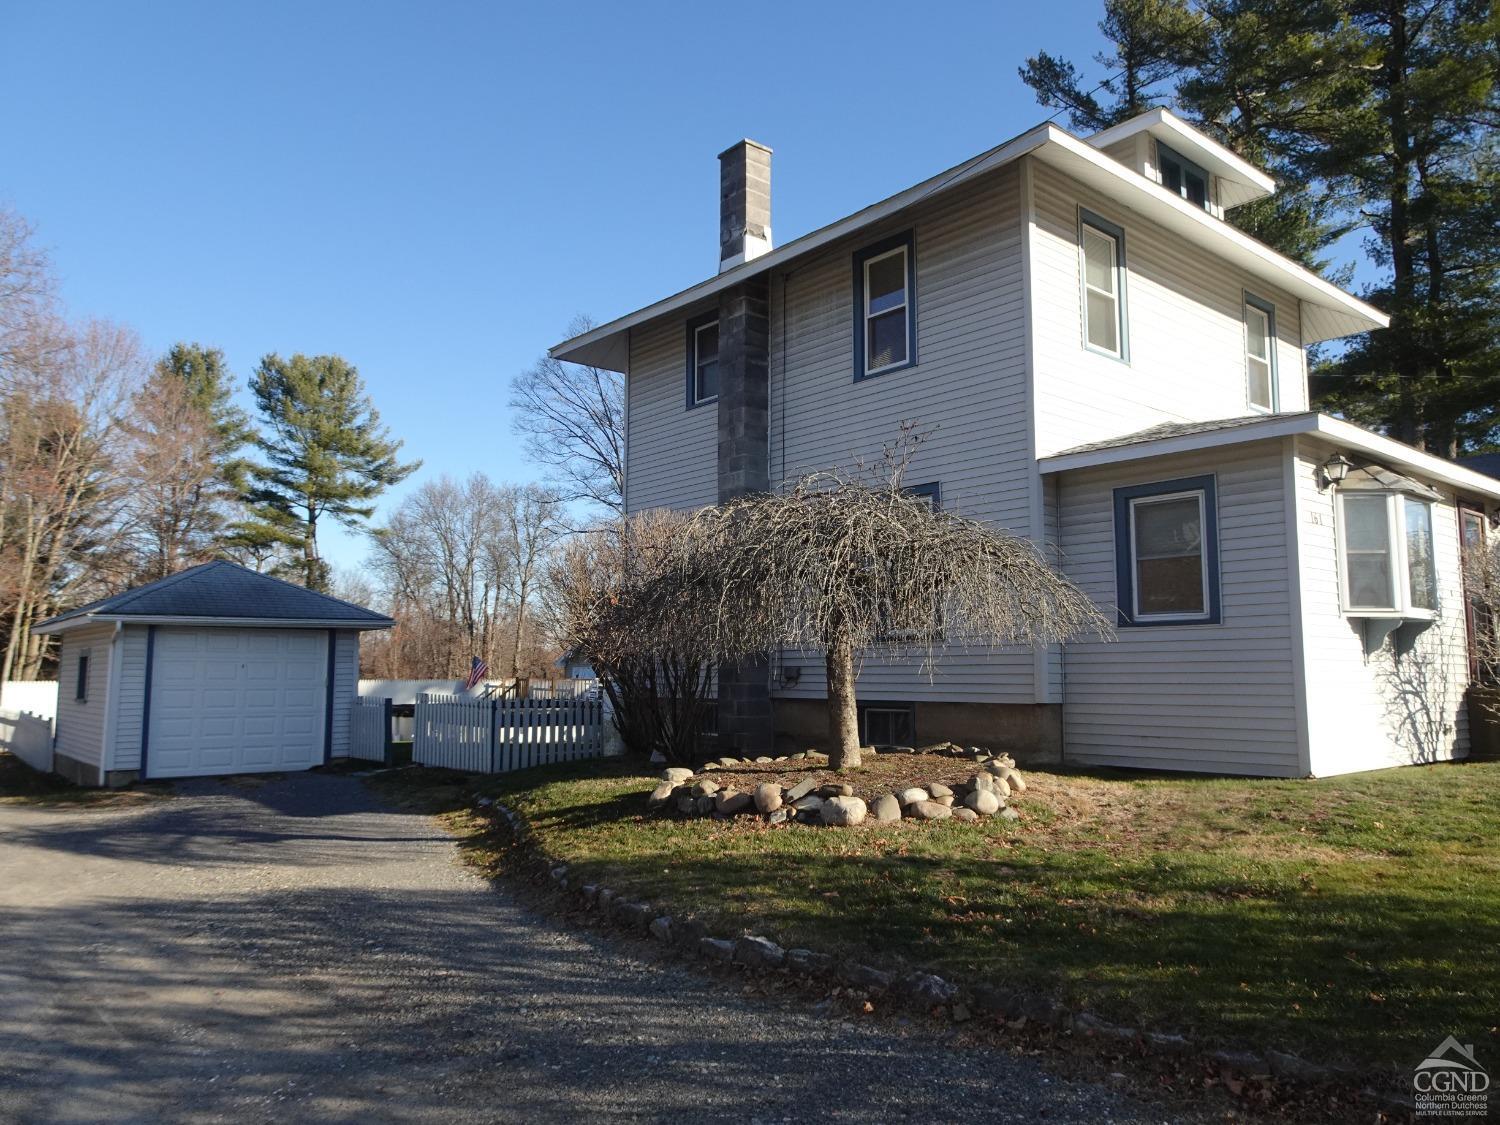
left=1320, top=452, right=1353, bottom=489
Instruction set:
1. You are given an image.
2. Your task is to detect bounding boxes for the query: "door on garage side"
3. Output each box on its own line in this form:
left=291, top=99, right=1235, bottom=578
left=146, top=627, right=328, bottom=779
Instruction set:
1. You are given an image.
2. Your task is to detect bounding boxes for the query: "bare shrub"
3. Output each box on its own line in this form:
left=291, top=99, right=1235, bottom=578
left=546, top=512, right=715, bottom=764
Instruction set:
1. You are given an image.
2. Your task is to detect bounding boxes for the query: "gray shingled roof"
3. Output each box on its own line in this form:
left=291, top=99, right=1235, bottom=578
left=35, top=561, right=393, bottom=632
left=1049, top=412, right=1319, bottom=458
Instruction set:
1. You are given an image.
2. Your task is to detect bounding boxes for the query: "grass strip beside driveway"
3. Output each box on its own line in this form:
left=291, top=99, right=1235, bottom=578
left=372, top=756, right=1500, bottom=1080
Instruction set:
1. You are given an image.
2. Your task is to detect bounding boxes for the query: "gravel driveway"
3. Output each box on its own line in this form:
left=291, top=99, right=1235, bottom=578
left=0, top=772, right=1174, bottom=1124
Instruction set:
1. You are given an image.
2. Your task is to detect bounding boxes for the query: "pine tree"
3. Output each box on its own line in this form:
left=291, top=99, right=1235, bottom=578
left=1308, top=0, right=1500, bottom=453
left=243, top=353, right=419, bottom=590
left=1019, top=0, right=1206, bottom=132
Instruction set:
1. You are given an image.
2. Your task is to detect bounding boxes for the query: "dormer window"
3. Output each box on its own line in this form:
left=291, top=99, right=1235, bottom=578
left=1157, top=142, right=1210, bottom=211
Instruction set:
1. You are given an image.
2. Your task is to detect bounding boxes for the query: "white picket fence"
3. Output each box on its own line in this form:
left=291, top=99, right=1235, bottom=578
left=413, top=691, right=606, bottom=773
left=350, top=697, right=392, bottom=762
left=0, top=709, right=54, bottom=774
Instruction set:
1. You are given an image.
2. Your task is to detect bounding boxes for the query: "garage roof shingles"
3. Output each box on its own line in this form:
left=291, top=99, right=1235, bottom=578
left=37, top=561, right=393, bottom=631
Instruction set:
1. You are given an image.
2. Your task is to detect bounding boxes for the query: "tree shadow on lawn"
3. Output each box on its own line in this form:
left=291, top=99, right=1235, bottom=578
left=505, top=785, right=1496, bottom=1079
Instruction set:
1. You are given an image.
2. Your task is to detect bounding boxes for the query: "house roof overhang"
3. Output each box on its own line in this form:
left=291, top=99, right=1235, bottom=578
left=1037, top=412, right=1500, bottom=503
left=551, top=124, right=1386, bottom=372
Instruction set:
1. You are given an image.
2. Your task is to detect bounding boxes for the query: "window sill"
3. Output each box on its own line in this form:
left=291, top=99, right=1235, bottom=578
left=686, top=396, right=718, bottom=410
left=1117, top=614, right=1220, bottom=628
left=1082, top=343, right=1130, bottom=366
left=854, top=359, right=916, bottom=383
left=1343, top=608, right=1435, bottom=622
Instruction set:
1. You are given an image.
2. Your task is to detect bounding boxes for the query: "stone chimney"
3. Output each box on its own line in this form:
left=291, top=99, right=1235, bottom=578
left=718, top=140, right=772, bottom=272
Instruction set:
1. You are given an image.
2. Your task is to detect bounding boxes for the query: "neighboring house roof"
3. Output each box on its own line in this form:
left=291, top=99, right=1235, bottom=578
left=1038, top=412, right=1500, bottom=502
left=551, top=117, right=1388, bottom=371
left=1458, top=452, right=1500, bottom=480
left=33, top=560, right=395, bottom=635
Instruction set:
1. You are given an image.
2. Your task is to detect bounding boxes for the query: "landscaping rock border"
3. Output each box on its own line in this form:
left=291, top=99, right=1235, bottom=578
left=480, top=794, right=1382, bottom=1106
left=649, top=746, right=1030, bottom=827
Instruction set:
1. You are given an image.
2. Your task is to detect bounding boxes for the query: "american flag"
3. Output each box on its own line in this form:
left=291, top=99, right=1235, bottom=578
left=463, top=655, right=489, bottom=691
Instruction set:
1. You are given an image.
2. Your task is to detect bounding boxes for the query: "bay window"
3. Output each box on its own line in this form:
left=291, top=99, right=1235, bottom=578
left=1339, top=490, right=1438, bottom=617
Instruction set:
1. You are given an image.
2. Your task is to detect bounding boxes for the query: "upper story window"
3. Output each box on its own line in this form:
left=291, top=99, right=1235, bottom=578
left=1113, top=475, right=1221, bottom=627
left=853, top=232, right=916, bottom=380
left=1079, top=210, right=1129, bottom=361
left=1244, top=294, right=1278, bottom=412
left=1157, top=142, right=1210, bottom=210
left=685, top=313, right=719, bottom=407
left=1339, top=491, right=1438, bottom=617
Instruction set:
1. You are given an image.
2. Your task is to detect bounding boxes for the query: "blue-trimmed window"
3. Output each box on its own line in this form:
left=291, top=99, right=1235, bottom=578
left=1079, top=210, right=1128, bottom=361
left=685, top=312, right=719, bottom=408
left=905, top=481, right=941, bottom=509
left=1114, top=475, right=1220, bottom=626
left=853, top=231, right=916, bottom=380
left=75, top=650, right=90, bottom=702
left=1157, top=142, right=1210, bottom=210
left=1243, top=293, right=1278, bottom=412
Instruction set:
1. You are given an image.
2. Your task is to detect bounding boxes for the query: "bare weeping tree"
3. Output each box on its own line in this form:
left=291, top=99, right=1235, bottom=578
left=645, top=444, right=1110, bottom=770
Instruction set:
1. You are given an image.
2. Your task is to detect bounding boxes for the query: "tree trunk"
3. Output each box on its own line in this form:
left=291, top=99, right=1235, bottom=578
left=1384, top=1, right=1421, bottom=448
left=825, top=628, right=861, bottom=770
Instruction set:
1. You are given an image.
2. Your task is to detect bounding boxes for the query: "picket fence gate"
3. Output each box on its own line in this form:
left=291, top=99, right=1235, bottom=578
left=349, top=697, right=393, bottom=763
left=413, top=691, right=606, bottom=773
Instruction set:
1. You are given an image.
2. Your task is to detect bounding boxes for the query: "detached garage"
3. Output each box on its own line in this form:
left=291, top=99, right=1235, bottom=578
left=33, top=561, right=393, bottom=787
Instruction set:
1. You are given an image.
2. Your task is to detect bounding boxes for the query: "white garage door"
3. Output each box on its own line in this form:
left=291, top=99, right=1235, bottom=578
left=146, top=627, right=328, bottom=779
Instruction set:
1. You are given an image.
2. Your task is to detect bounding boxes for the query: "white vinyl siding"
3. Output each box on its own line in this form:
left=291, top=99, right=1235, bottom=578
left=109, top=625, right=151, bottom=771
left=1293, top=437, right=1470, bottom=775
left=328, top=630, right=359, bottom=759
left=1057, top=443, right=1303, bottom=776
left=1029, top=159, right=1308, bottom=458
left=53, top=624, right=113, bottom=776
left=624, top=312, right=719, bottom=513
left=769, top=163, right=1038, bottom=704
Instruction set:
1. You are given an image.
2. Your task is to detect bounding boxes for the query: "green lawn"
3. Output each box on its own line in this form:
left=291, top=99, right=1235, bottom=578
left=373, top=755, right=1500, bottom=1078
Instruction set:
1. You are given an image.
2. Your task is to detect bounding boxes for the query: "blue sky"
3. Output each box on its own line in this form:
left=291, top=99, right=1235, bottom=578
left=0, top=1, right=1367, bottom=574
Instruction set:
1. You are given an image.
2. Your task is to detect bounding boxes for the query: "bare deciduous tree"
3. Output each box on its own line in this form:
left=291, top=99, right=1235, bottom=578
left=121, top=373, right=232, bottom=580
left=366, top=474, right=565, bottom=682
left=509, top=315, right=624, bottom=515
left=0, top=319, right=146, bottom=680
left=492, top=483, right=564, bottom=680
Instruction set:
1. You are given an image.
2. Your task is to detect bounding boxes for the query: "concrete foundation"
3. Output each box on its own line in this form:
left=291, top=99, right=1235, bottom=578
left=772, top=697, right=1063, bottom=763
left=50, top=751, right=100, bottom=788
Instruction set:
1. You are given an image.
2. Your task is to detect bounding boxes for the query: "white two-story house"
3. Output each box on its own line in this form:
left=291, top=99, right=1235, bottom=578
left=550, top=109, right=1500, bottom=778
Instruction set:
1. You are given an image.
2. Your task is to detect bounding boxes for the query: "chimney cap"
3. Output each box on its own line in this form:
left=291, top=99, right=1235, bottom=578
left=718, top=138, right=773, bottom=160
